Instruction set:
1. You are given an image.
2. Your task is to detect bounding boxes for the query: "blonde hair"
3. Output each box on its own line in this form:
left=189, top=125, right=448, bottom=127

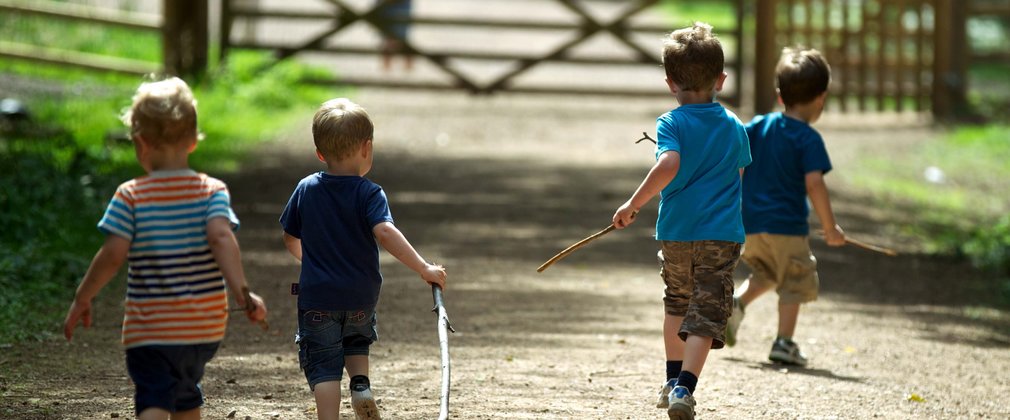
left=312, top=98, right=373, bottom=160
left=121, top=77, right=200, bottom=146
left=662, top=22, right=725, bottom=92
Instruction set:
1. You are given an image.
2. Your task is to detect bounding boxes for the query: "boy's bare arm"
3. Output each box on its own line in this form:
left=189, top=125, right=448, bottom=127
left=283, top=232, right=302, bottom=261
left=63, top=234, right=130, bottom=341
left=805, top=171, right=845, bottom=246
left=372, top=221, right=447, bottom=289
left=206, top=218, right=267, bottom=321
left=613, top=151, right=681, bottom=228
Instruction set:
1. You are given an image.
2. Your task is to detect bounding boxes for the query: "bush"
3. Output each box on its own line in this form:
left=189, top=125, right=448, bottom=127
left=0, top=51, right=338, bottom=343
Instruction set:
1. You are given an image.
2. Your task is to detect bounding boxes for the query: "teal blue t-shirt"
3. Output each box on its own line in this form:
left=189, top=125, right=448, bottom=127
left=655, top=102, right=752, bottom=243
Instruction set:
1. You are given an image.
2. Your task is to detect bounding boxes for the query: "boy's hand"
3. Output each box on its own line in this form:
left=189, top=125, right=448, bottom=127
left=824, top=224, right=846, bottom=247
left=63, top=298, right=93, bottom=341
left=242, top=292, right=268, bottom=323
left=420, top=263, right=447, bottom=289
left=612, top=201, right=638, bottom=229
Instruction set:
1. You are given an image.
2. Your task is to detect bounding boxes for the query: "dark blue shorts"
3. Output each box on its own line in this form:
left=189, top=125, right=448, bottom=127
left=125, top=342, right=220, bottom=415
left=296, top=308, right=378, bottom=390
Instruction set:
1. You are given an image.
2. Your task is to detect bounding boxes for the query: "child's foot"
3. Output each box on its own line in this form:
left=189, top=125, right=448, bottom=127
left=666, top=385, right=696, bottom=420
left=725, top=297, right=745, bottom=347
left=350, top=376, right=381, bottom=420
left=655, top=379, right=676, bottom=408
left=769, top=337, right=808, bottom=366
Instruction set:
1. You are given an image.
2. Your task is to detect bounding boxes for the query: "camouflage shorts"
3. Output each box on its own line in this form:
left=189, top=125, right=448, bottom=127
left=659, top=240, right=742, bottom=349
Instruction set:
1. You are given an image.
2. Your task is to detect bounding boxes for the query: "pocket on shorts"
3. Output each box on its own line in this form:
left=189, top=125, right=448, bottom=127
left=786, top=255, right=816, bottom=278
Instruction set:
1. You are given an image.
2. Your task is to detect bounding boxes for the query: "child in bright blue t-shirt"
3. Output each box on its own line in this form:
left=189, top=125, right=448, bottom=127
left=280, top=98, right=446, bottom=420
left=612, top=22, right=751, bottom=419
left=724, top=47, right=846, bottom=368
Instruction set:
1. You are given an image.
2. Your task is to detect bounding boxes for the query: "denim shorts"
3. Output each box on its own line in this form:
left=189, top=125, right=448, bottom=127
left=295, top=308, right=378, bottom=390
left=125, top=342, right=220, bottom=415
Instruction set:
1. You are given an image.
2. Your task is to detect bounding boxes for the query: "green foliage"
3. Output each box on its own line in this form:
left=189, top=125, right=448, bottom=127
left=0, top=50, right=339, bottom=343
left=0, top=12, right=161, bottom=63
left=659, top=0, right=737, bottom=30
left=0, top=134, right=117, bottom=342
left=848, top=125, right=1010, bottom=302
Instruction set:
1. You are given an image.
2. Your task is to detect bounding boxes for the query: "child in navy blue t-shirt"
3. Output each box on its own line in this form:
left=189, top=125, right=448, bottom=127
left=280, top=98, right=446, bottom=420
left=724, top=47, right=846, bottom=367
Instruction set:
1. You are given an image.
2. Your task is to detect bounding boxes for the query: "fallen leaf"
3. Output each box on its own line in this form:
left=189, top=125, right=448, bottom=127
left=906, top=393, right=926, bottom=402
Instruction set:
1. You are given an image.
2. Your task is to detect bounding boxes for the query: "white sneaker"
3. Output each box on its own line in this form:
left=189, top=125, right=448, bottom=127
left=725, top=297, right=745, bottom=347
left=769, top=337, right=808, bottom=366
left=667, top=385, right=696, bottom=420
left=655, top=380, right=675, bottom=408
left=350, top=383, right=381, bottom=420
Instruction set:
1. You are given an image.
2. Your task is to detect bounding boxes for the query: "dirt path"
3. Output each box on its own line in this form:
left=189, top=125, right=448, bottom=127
left=3, top=88, right=1009, bottom=419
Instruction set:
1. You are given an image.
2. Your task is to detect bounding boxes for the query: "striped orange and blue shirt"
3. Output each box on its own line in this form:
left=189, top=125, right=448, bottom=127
left=98, top=169, right=239, bottom=348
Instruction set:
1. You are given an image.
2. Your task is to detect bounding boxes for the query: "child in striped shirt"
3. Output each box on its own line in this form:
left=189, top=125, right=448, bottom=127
left=62, top=77, right=268, bottom=420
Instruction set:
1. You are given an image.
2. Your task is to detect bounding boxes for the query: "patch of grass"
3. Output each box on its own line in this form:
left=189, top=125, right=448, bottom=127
left=0, top=50, right=341, bottom=343
left=850, top=125, right=1010, bottom=302
left=0, top=11, right=161, bottom=63
left=659, top=0, right=738, bottom=31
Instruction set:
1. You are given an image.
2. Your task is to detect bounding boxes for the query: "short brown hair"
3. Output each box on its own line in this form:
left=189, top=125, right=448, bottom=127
left=121, top=77, right=199, bottom=146
left=662, top=22, right=725, bottom=92
left=776, top=47, right=831, bottom=107
left=312, top=98, right=373, bottom=160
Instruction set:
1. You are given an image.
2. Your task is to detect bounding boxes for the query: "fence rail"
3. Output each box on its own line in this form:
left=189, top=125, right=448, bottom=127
left=0, top=0, right=160, bottom=75
left=222, top=0, right=746, bottom=105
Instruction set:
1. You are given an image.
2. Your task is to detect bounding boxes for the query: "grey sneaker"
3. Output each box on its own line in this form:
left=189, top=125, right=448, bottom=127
left=656, top=380, right=675, bottom=408
left=667, top=385, right=696, bottom=420
left=725, top=297, right=745, bottom=347
left=769, top=337, right=808, bottom=366
left=350, top=381, right=381, bottom=420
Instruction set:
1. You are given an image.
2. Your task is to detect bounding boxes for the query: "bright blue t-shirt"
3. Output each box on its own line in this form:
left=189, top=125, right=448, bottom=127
left=280, top=172, right=394, bottom=311
left=742, top=112, right=833, bottom=236
left=655, top=102, right=752, bottom=243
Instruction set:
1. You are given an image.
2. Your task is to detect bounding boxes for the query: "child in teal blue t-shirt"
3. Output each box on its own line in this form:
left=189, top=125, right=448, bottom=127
left=612, top=22, right=751, bottom=420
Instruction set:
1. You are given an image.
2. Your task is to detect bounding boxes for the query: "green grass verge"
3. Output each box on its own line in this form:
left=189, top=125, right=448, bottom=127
left=0, top=51, right=341, bottom=343
left=848, top=125, right=1010, bottom=300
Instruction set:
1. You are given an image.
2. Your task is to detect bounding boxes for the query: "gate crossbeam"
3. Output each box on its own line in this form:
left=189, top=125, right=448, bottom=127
left=483, top=0, right=660, bottom=94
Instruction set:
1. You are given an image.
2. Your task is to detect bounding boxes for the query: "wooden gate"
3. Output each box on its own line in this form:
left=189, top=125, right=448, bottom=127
left=754, top=0, right=975, bottom=117
left=221, top=0, right=745, bottom=105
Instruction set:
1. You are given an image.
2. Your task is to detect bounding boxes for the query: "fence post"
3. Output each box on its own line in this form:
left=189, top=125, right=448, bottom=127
left=932, top=0, right=969, bottom=120
left=163, top=0, right=209, bottom=78
left=754, top=0, right=778, bottom=115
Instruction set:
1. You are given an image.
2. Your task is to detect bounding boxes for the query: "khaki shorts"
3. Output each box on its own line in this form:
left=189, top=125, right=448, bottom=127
left=741, top=233, right=819, bottom=304
left=659, top=240, right=742, bottom=349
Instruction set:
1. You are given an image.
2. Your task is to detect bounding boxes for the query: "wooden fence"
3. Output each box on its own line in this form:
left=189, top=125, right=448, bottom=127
left=753, top=0, right=1007, bottom=118
left=0, top=0, right=1001, bottom=118
left=221, top=0, right=746, bottom=104
left=0, top=0, right=161, bottom=75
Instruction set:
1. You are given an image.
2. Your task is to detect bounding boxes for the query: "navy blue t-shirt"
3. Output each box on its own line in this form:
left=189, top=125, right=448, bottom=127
left=280, top=172, right=393, bottom=310
left=742, top=113, right=832, bottom=236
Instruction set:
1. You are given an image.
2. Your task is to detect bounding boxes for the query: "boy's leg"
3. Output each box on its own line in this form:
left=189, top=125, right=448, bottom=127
left=344, top=309, right=380, bottom=420
left=313, top=381, right=342, bottom=420
left=345, top=354, right=369, bottom=378
left=658, top=242, right=693, bottom=408
left=137, top=408, right=170, bottom=420
left=169, top=408, right=200, bottom=420
left=664, top=314, right=686, bottom=361
left=769, top=235, right=817, bottom=366
left=777, top=303, right=800, bottom=338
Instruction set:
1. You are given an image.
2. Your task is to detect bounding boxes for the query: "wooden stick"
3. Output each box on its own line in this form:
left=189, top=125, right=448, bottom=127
left=537, top=224, right=617, bottom=272
left=844, top=236, right=898, bottom=257
left=817, top=230, right=898, bottom=257
left=431, top=285, right=453, bottom=420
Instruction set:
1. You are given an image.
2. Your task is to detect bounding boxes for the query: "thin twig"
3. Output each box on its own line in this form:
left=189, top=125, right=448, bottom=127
left=635, top=132, right=656, bottom=144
